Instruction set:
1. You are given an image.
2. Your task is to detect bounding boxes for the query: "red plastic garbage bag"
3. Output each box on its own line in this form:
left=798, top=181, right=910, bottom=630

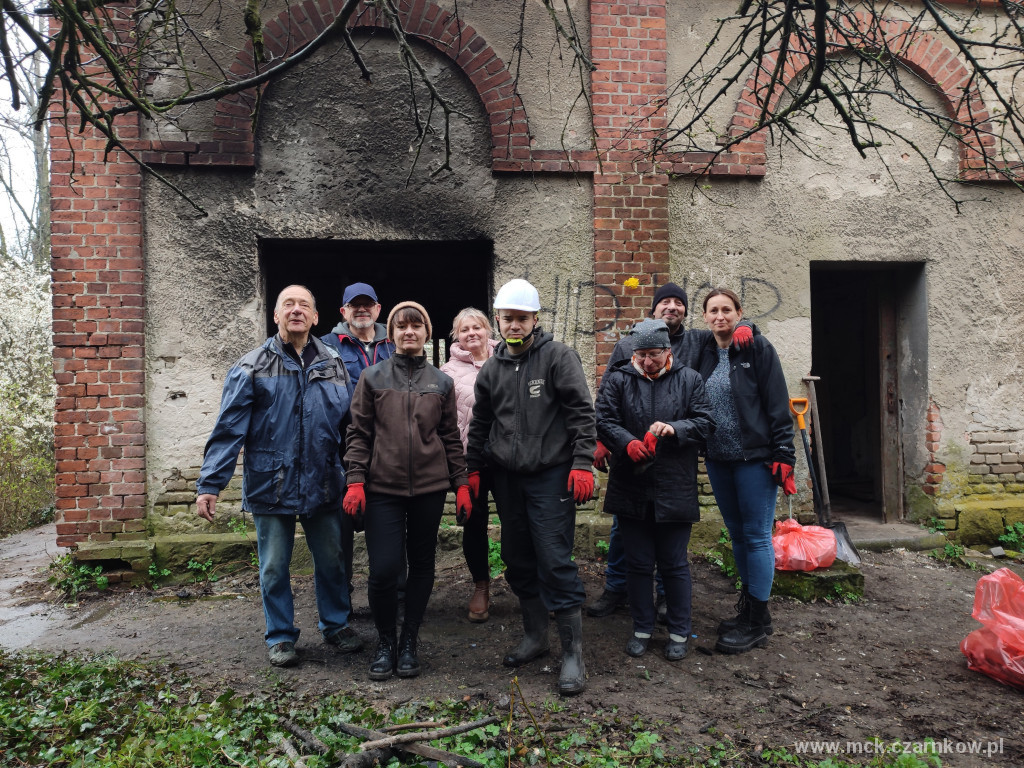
left=772, top=518, right=836, bottom=571
left=960, top=568, right=1024, bottom=690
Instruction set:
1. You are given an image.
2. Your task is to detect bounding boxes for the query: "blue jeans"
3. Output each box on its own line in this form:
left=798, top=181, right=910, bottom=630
left=491, top=462, right=586, bottom=612
left=604, top=516, right=665, bottom=597
left=705, top=459, right=778, bottom=601
left=254, top=510, right=352, bottom=647
left=618, top=514, right=692, bottom=637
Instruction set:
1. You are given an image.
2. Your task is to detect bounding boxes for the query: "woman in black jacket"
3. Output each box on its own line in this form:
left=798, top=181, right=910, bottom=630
left=596, top=319, right=715, bottom=661
left=344, top=301, right=472, bottom=681
left=698, top=288, right=796, bottom=654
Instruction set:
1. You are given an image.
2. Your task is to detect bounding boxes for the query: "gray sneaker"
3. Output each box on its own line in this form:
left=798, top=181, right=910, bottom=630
left=268, top=641, right=298, bottom=667
left=325, top=626, right=364, bottom=654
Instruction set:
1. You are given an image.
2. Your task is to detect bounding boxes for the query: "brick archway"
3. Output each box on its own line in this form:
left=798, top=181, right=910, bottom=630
left=199, top=0, right=528, bottom=168
left=722, top=13, right=1000, bottom=180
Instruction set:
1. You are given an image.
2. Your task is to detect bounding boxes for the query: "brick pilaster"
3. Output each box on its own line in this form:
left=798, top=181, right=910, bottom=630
left=591, top=1, right=671, bottom=378
left=49, top=6, right=147, bottom=547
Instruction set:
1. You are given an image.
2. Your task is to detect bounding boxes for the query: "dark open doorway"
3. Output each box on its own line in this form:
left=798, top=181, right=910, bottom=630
left=260, top=238, right=493, bottom=365
left=810, top=262, right=927, bottom=522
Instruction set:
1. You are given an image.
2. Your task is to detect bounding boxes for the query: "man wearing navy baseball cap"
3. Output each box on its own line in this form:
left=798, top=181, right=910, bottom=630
left=321, top=282, right=396, bottom=386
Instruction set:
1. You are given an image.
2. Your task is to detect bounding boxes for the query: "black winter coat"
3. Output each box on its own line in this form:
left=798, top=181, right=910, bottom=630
left=696, top=335, right=796, bottom=465
left=596, top=359, right=715, bottom=523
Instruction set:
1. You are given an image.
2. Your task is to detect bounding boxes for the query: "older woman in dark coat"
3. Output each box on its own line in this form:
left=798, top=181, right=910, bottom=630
left=595, top=319, right=715, bottom=661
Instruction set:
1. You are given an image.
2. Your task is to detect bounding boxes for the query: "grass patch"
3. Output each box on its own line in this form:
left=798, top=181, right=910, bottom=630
left=0, top=650, right=945, bottom=767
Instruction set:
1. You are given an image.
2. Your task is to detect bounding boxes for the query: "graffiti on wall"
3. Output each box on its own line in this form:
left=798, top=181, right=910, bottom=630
left=513, top=272, right=783, bottom=344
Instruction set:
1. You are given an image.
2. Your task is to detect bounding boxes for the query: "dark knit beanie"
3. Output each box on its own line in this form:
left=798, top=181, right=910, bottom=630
left=650, top=282, right=688, bottom=315
left=631, top=319, right=671, bottom=350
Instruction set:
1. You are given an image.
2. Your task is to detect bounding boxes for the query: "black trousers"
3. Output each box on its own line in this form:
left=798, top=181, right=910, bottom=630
left=463, top=469, right=492, bottom=582
left=364, top=490, right=446, bottom=632
left=491, top=461, right=585, bottom=612
left=618, top=512, right=693, bottom=637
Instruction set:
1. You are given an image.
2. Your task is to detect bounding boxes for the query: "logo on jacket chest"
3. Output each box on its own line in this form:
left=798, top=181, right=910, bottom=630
left=528, top=378, right=545, bottom=398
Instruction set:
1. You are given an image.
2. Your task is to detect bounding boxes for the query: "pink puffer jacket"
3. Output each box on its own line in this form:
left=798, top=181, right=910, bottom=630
left=440, top=339, right=498, bottom=450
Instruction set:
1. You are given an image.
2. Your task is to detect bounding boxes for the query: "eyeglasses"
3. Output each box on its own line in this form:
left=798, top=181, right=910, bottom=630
left=634, top=351, right=668, bottom=361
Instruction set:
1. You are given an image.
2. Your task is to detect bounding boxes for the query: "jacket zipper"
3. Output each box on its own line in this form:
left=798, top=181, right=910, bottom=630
left=297, top=351, right=307, bottom=511
left=510, top=358, right=521, bottom=469
left=407, top=357, right=415, bottom=496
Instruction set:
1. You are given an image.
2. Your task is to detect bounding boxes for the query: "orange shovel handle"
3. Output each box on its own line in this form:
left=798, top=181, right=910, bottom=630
left=789, top=398, right=809, bottom=430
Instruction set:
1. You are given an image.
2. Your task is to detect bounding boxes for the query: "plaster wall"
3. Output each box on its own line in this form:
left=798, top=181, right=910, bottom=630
left=144, top=0, right=591, bottom=150
left=664, top=0, right=1024, bottom=156
left=667, top=83, right=1024, bottom=503
left=144, top=36, right=594, bottom=534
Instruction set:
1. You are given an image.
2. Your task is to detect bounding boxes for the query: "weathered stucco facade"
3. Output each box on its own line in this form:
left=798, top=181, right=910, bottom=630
left=50, top=0, right=1024, bottom=570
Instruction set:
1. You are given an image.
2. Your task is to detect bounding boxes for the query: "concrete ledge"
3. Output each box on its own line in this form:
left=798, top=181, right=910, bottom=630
left=854, top=532, right=948, bottom=552
left=76, top=508, right=962, bottom=583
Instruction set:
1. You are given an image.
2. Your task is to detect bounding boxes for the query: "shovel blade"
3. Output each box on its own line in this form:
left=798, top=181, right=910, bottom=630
left=829, top=522, right=861, bottom=567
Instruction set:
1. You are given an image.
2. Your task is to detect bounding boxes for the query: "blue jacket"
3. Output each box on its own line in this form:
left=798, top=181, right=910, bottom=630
left=197, top=335, right=354, bottom=516
left=321, top=321, right=395, bottom=386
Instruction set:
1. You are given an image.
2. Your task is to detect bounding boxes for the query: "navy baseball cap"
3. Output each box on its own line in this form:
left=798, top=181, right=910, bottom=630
left=342, top=282, right=379, bottom=305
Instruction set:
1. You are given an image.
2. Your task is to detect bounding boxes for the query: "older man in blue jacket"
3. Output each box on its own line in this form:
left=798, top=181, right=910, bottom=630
left=196, top=285, right=361, bottom=668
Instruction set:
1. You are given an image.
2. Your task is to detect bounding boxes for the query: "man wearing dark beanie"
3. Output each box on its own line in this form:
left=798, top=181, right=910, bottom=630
left=587, top=281, right=755, bottom=620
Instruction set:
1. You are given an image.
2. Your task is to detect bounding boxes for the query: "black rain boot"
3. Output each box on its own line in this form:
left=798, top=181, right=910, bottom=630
left=555, top=607, right=586, bottom=696
left=715, top=598, right=771, bottom=654
left=717, top=587, right=773, bottom=636
left=396, top=623, right=421, bottom=678
left=369, top=629, right=397, bottom=680
left=502, top=597, right=550, bottom=667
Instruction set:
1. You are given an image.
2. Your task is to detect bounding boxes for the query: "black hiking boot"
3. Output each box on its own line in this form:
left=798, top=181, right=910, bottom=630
left=715, top=598, right=771, bottom=654
left=369, top=629, right=397, bottom=680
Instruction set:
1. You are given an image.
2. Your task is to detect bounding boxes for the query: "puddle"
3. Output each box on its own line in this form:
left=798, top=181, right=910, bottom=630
left=0, top=604, right=69, bottom=650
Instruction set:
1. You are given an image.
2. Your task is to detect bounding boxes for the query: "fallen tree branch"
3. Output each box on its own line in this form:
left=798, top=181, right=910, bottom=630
left=358, top=715, right=499, bottom=752
left=280, top=718, right=329, bottom=755
left=333, top=720, right=486, bottom=768
left=379, top=720, right=447, bottom=733
left=338, top=746, right=396, bottom=768
left=278, top=737, right=308, bottom=768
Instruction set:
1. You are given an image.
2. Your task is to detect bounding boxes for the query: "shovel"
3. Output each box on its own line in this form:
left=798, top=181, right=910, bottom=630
left=789, top=398, right=861, bottom=566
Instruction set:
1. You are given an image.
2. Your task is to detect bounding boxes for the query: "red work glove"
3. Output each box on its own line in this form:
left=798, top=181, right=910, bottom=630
left=343, top=483, right=366, bottom=516
left=592, top=441, right=611, bottom=472
left=568, top=469, right=594, bottom=504
left=456, top=485, right=473, bottom=524
left=771, top=462, right=797, bottom=496
left=467, top=471, right=481, bottom=500
left=626, top=440, right=653, bottom=463
left=732, top=324, right=753, bottom=349
left=642, top=431, right=658, bottom=454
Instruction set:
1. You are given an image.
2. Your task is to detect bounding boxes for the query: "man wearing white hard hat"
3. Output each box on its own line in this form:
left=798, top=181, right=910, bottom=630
left=466, top=278, right=597, bottom=696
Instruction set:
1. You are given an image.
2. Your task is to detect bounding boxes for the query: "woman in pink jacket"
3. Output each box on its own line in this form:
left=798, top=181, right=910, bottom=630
left=441, top=307, right=499, bottom=622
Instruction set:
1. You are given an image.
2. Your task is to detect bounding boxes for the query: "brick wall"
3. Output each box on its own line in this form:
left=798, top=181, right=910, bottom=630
left=968, top=430, right=1024, bottom=491
left=590, top=1, right=671, bottom=376
left=50, top=6, right=147, bottom=548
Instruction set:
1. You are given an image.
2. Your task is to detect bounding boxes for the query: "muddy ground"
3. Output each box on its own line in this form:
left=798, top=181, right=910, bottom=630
left=1, top=524, right=1022, bottom=766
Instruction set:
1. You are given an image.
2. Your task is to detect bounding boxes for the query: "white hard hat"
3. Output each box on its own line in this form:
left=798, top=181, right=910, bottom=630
left=493, top=279, right=541, bottom=312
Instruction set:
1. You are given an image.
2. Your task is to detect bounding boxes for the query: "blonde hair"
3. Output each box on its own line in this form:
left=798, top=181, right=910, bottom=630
left=449, top=307, right=493, bottom=340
